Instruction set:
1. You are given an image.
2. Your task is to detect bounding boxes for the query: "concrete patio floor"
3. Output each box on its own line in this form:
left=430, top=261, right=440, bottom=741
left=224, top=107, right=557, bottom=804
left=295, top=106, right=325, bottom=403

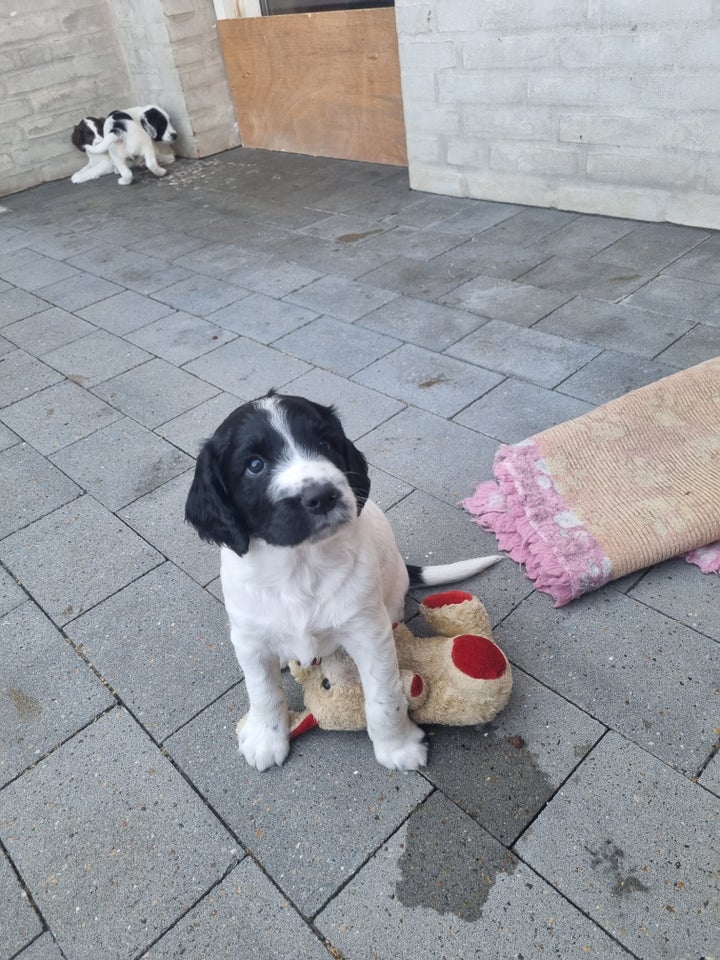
left=1, top=148, right=719, bottom=960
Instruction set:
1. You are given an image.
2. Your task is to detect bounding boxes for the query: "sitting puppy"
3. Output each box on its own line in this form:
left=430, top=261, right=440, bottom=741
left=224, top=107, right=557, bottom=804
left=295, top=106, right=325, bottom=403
left=185, top=393, right=500, bottom=772
left=70, top=116, right=114, bottom=184
left=83, top=105, right=177, bottom=185
left=70, top=108, right=176, bottom=185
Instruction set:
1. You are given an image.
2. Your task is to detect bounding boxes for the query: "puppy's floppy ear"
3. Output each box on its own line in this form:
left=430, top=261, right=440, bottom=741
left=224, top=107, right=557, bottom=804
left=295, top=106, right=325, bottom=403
left=342, top=437, right=371, bottom=515
left=141, top=107, right=165, bottom=141
left=185, top=438, right=249, bottom=556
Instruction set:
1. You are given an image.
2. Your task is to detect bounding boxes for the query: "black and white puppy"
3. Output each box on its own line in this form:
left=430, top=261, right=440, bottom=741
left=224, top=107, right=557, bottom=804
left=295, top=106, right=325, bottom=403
left=185, top=393, right=499, bottom=772
left=84, top=105, right=177, bottom=185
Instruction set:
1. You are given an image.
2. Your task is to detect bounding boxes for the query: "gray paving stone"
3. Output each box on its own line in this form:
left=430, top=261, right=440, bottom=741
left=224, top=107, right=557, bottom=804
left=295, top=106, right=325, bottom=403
left=316, top=791, right=632, bottom=960
left=151, top=273, right=249, bottom=316
left=51, top=416, right=192, bottom=510
left=0, top=565, right=25, bottom=617
left=515, top=732, right=720, bottom=960
left=663, top=233, right=720, bottom=284
left=76, top=289, right=176, bottom=334
left=628, top=558, right=720, bottom=643
left=423, top=667, right=605, bottom=844
left=434, top=236, right=553, bottom=282
left=442, top=274, right=572, bottom=325
left=40, top=330, right=151, bottom=387
left=273, top=231, right=401, bottom=281
left=2, top=306, right=96, bottom=356
left=354, top=342, right=502, bottom=417
left=357, top=295, right=485, bottom=350
left=140, top=860, right=329, bottom=960
left=360, top=406, right=499, bottom=506
left=130, top=230, right=206, bottom=262
left=125, top=310, right=236, bottom=364
left=0, top=495, right=161, bottom=625
left=1, top=379, right=122, bottom=454
left=0, top=708, right=239, bottom=960
left=66, top=240, right=141, bottom=278
left=183, top=337, right=311, bottom=398
left=26, top=229, right=101, bottom=261
left=174, top=240, right=266, bottom=280
left=284, top=274, right=398, bottom=322
left=0, top=600, right=113, bottom=786
left=0, top=442, right=81, bottom=538
left=119, top=472, right=219, bottom=586
left=223, top=257, right=321, bottom=299
left=301, top=210, right=390, bottom=241
left=100, top=254, right=194, bottom=296
left=535, top=294, right=694, bottom=357
left=208, top=292, right=318, bottom=342
left=0, top=850, right=42, bottom=960
left=14, top=933, right=64, bottom=960
left=0, top=333, right=13, bottom=357
left=520, top=255, right=652, bottom=301
left=273, top=315, right=400, bottom=376
left=92, top=356, right=219, bottom=428
left=0, top=288, right=51, bottom=328
left=165, top=684, right=432, bottom=916
left=282, top=366, right=404, bottom=439
left=448, top=317, right=600, bottom=388
left=0, top=421, right=18, bottom=452
left=156, top=392, right=242, bottom=456
left=557, top=350, right=679, bottom=404
left=65, top=563, right=235, bottom=740
left=430, top=198, right=523, bottom=236
left=367, top=466, right=414, bottom=511
left=528, top=214, right=636, bottom=259
left=494, top=588, right=720, bottom=775
left=0, top=350, right=63, bottom=407
left=699, top=750, right=720, bottom=796
left=361, top=224, right=462, bottom=261
left=359, top=254, right=479, bottom=300
left=1, top=254, right=80, bottom=292
left=482, top=207, right=579, bottom=247
left=33, top=272, right=124, bottom=312
left=593, top=221, right=709, bottom=272
left=624, top=274, right=720, bottom=326
left=454, top=377, right=593, bottom=444
left=654, top=321, right=720, bottom=367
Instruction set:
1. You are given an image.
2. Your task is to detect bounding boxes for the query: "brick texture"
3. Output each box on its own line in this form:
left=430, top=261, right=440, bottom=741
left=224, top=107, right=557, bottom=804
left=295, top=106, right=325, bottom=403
left=395, top=0, right=720, bottom=227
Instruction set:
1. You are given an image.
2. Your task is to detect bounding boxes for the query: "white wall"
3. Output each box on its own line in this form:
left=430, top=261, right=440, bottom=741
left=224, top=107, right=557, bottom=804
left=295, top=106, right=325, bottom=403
left=394, top=0, right=720, bottom=228
left=0, top=0, right=240, bottom=198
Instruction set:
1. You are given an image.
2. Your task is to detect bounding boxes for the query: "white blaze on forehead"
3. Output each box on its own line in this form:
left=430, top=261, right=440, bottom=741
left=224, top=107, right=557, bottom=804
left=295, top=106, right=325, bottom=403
left=258, top=396, right=349, bottom=500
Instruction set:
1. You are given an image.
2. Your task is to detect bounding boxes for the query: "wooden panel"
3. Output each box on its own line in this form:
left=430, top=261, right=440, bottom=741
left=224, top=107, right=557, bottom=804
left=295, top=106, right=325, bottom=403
left=217, top=8, right=407, bottom=166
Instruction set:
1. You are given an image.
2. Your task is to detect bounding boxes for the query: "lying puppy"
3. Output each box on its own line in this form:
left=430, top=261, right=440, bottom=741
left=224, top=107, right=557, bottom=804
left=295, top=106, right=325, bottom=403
left=185, top=393, right=500, bottom=772
left=83, top=105, right=177, bottom=185
left=70, top=109, right=176, bottom=185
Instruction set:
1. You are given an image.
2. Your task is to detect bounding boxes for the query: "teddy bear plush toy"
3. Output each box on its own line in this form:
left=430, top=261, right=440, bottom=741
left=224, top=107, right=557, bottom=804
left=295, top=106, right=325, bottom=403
left=282, top=589, right=513, bottom=739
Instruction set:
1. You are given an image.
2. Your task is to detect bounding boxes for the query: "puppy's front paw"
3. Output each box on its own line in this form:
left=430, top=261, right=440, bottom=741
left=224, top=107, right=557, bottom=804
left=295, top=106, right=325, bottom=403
left=155, top=166, right=167, bottom=178
left=373, top=722, right=427, bottom=771
left=236, top=713, right=290, bottom=771
left=118, top=176, right=132, bottom=186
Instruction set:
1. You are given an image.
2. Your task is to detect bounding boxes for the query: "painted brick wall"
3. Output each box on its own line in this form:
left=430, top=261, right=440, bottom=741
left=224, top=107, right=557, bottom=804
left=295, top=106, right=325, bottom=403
left=394, top=0, right=720, bottom=228
left=0, top=0, right=239, bottom=198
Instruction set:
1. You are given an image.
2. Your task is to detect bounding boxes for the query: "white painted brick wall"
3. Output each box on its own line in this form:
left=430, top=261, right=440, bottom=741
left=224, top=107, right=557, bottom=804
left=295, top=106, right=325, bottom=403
left=0, top=0, right=239, bottom=197
left=395, top=0, right=720, bottom=227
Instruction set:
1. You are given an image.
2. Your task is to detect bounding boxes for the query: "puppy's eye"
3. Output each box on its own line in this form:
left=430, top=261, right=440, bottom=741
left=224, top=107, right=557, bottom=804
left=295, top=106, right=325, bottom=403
left=245, top=456, right=265, bottom=476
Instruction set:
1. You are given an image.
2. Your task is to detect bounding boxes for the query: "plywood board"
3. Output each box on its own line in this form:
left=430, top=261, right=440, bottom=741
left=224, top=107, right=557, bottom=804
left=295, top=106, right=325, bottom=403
left=217, top=8, right=407, bottom=166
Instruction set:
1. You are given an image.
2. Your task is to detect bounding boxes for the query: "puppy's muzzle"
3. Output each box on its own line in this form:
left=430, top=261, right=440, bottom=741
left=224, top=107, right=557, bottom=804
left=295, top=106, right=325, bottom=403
left=301, top=482, right=340, bottom=516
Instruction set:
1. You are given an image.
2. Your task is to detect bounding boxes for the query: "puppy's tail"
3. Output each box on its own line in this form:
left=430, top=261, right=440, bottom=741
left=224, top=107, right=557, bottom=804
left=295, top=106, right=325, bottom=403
left=85, top=133, right=119, bottom=154
left=406, top=555, right=501, bottom=587
left=85, top=112, right=130, bottom=154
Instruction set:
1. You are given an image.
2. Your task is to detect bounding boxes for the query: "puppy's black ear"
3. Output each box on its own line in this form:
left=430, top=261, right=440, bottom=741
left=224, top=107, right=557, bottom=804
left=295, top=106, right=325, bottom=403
left=185, top=439, right=249, bottom=556
left=141, top=108, right=164, bottom=141
left=342, top=438, right=371, bottom=514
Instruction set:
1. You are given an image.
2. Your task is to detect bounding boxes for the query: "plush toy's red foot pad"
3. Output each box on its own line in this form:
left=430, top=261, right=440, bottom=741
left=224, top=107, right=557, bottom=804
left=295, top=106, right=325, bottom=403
left=290, top=713, right=319, bottom=739
left=452, top=634, right=507, bottom=680
left=422, top=590, right=473, bottom=608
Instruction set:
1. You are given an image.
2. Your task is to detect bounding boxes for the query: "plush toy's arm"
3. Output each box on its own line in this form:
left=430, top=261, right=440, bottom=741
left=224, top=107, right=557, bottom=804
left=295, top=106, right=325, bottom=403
left=420, top=591, right=492, bottom=637
left=289, top=710, right=319, bottom=739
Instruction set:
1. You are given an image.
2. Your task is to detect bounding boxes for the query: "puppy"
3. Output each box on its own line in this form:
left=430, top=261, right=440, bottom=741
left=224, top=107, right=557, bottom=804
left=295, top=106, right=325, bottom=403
left=70, top=116, right=115, bottom=184
left=84, top=105, right=177, bottom=185
left=185, top=393, right=500, bottom=772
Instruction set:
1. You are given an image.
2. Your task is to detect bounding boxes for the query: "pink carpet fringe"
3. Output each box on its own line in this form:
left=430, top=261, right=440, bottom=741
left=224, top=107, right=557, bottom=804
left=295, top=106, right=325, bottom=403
left=463, top=440, right=612, bottom=607
left=685, top=541, right=720, bottom=573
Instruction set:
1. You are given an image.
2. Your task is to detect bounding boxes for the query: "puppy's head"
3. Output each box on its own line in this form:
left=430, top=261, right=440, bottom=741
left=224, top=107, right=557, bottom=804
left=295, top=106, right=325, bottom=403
left=185, top=393, right=370, bottom=556
left=71, top=117, right=106, bottom=152
left=141, top=106, right=177, bottom=143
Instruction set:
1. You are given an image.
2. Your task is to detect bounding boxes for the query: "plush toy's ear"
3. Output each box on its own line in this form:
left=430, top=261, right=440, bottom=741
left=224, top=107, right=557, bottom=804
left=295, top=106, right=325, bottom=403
left=342, top=437, right=371, bottom=514
left=185, top=439, right=249, bottom=556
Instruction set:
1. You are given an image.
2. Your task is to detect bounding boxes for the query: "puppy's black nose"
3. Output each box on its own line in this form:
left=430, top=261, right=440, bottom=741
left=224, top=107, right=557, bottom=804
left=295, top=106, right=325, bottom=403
left=301, top=483, right=339, bottom=515
left=170, top=132, right=177, bottom=140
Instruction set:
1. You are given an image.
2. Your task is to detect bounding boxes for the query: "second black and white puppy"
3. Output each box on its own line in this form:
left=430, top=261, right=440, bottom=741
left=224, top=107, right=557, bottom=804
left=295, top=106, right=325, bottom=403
left=85, top=105, right=177, bottom=185
left=185, top=393, right=499, bottom=772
